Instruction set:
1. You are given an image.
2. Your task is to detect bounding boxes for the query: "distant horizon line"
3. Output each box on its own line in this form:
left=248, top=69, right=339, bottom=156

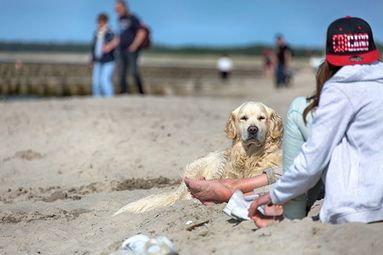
left=0, top=39, right=326, bottom=50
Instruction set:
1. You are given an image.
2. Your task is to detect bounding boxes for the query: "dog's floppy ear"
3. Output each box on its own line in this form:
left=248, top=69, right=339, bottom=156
left=224, top=104, right=243, bottom=140
left=266, top=106, right=283, bottom=140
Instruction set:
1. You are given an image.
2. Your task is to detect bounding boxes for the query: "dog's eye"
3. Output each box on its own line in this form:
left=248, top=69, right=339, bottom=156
left=258, top=116, right=266, bottom=121
left=240, top=116, right=248, bottom=121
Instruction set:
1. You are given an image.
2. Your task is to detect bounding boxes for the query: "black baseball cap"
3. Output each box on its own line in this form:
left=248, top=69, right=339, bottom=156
left=326, top=16, right=380, bottom=66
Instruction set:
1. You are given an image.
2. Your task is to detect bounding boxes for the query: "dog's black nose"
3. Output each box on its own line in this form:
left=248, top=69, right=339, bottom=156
left=248, top=125, right=258, bottom=135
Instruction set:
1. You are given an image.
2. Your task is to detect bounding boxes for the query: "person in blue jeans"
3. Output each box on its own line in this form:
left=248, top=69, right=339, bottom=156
left=90, top=13, right=116, bottom=97
left=275, top=35, right=293, bottom=88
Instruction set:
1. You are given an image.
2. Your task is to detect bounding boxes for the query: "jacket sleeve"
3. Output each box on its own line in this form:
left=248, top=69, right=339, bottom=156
left=132, top=14, right=142, bottom=31
left=270, top=84, right=355, bottom=204
left=106, top=30, right=115, bottom=43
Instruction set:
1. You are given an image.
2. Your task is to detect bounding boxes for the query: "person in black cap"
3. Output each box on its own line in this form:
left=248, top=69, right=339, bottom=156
left=249, top=16, right=383, bottom=227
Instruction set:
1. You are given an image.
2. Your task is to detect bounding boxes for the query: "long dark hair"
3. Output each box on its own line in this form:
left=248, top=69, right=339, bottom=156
left=303, top=61, right=342, bottom=124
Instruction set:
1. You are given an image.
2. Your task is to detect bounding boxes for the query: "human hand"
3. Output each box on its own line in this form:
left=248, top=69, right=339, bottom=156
left=103, top=44, right=113, bottom=53
left=248, top=193, right=283, bottom=228
left=128, top=44, right=138, bottom=52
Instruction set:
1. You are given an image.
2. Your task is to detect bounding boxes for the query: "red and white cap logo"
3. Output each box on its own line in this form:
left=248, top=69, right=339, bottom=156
left=332, top=33, right=370, bottom=53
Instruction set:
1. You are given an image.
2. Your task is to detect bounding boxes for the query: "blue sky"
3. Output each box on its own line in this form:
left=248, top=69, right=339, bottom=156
left=1, top=0, right=382, bottom=47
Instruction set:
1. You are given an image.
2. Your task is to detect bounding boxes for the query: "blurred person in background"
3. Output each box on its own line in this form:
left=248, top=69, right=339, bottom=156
left=262, top=49, right=275, bottom=78
left=217, top=53, right=233, bottom=82
left=90, top=13, right=116, bottom=97
left=274, top=34, right=293, bottom=88
left=105, top=0, right=146, bottom=94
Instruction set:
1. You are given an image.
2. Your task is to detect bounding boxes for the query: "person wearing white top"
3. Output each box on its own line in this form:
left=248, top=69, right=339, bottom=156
left=249, top=16, right=383, bottom=226
left=217, top=54, right=233, bottom=81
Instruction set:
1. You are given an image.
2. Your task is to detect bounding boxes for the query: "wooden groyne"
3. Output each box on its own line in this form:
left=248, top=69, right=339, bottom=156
left=0, top=53, right=267, bottom=97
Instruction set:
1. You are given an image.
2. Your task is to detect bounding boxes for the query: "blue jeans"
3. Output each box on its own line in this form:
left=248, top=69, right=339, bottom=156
left=92, top=61, right=115, bottom=97
left=282, top=97, right=323, bottom=219
left=275, top=64, right=291, bottom=88
left=119, top=50, right=144, bottom=94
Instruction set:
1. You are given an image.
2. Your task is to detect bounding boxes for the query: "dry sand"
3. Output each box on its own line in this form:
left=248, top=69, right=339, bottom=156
left=1, top=68, right=382, bottom=255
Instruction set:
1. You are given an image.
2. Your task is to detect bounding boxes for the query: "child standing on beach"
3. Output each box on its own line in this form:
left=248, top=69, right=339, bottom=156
left=90, top=13, right=116, bottom=97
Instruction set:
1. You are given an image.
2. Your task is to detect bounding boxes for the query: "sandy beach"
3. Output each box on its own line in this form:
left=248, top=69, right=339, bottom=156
left=1, top=67, right=382, bottom=255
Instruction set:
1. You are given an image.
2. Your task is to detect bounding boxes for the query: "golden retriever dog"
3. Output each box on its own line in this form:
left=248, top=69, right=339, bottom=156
left=113, top=102, right=283, bottom=215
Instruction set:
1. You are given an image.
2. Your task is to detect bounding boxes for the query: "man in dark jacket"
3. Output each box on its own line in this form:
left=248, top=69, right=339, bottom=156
left=105, top=0, right=146, bottom=94
left=274, top=34, right=293, bottom=88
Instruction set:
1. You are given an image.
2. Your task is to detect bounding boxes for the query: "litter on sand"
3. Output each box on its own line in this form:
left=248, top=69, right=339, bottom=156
left=224, top=189, right=265, bottom=221
left=110, top=234, right=178, bottom=255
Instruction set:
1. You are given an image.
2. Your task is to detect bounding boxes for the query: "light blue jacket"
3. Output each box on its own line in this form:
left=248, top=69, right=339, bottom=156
left=283, top=96, right=313, bottom=172
left=271, top=61, right=383, bottom=224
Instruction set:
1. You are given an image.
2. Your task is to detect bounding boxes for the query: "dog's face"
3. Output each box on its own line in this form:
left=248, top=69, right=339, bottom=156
left=225, top=102, right=283, bottom=147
